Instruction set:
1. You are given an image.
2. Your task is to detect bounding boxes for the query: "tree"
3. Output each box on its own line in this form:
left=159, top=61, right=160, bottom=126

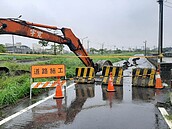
left=116, top=49, right=122, bottom=53
left=98, top=49, right=104, bottom=55
left=0, top=44, right=6, bottom=53
left=90, top=48, right=97, bottom=54
left=51, top=43, right=57, bottom=55
left=57, top=44, right=64, bottom=54
left=38, top=40, right=49, bottom=53
left=38, top=40, right=49, bottom=47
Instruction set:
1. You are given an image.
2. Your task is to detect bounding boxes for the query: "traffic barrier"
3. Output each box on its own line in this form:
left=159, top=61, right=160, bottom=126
left=53, top=77, right=64, bottom=99
left=155, top=71, right=163, bottom=89
left=75, top=84, right=95, bottom=98
left=132, top=68, right=156, bottom=87
left=31, top=80, right=66, bottom=89
left=74, top=67, right=95, bottom=84
left=107, top=72, right=116, bottom=92
left=102, top=66, right=123, bottom=86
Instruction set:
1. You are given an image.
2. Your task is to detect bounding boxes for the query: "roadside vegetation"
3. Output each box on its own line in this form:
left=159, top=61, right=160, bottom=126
left=0, top=52, right=134, bottom=108
left=0, top=54, right=55, bottom=61
left=166, top=114, right=172, bottom=121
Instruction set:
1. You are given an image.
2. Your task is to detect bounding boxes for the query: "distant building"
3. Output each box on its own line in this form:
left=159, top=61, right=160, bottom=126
left=5, top=43, right=32, bottom=54
left=32, top=43, right=42, bottom=53
left=20, top=45, right=32, bottom=54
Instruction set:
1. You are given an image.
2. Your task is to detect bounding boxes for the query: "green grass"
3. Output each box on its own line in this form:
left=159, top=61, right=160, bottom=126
left=165, top=115, right=172, bottom=121
left=0, top=74, right=49, bottom=107
left=0, top=52, right=136, bottom=61
left=0, top=62, right=30, bottom=71
left=0, top=54, right=49, bottom=61
left=0, top=74, right=30, bottom=106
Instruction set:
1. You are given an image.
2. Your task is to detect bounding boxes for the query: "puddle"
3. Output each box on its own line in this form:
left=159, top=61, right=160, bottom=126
left=0, top=82, right=169, bottom=129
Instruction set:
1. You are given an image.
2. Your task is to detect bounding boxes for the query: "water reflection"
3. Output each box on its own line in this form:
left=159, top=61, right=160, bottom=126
left=101, top=85, right=155, bottom=103
left=30, top=84, right=95, bottom=127
left=3, top=84, right=157, bottom=129
left=65, top=84, right=95, bottom=124
left=132, top=87, right=155, bottom=101
left=107, top=92, right=115, bottom=108
left=75, top=84, right=95, bottom=98
left=101, top=85, right=123, bottom=101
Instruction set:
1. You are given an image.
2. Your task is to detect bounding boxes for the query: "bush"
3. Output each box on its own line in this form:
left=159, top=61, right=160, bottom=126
left=0, top=74, right=30, bottom=106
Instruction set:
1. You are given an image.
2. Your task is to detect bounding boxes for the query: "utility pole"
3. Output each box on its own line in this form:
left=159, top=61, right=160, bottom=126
left=114, top=45, right=116, bottom=54
left=143, top=40, right=147, bottom=56
left=12, top=35, right=15, bottom=53
left=157, top=0, right=163, bottom=62
left=87, top=40, right=89, bottom=53
left=54, top=42, right=57, bottom=55
left=12, top=35, right=16, bottom=60
left=101, top=43, right=104, bottom=55
left=81, top=36, right=88, bottom=47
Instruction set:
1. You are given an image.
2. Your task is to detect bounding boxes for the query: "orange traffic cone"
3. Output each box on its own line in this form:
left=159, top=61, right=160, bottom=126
left=155, top=71, right=163, bottom=89
left=53, top=77, right=64, bottom=99
left=107, top=72, right=116, bottom=92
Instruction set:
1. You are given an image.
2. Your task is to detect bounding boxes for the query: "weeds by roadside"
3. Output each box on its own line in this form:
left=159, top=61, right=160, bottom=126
left=165, top=114, right=172, bottom=121
left=0, top=74, right=30, bottom=106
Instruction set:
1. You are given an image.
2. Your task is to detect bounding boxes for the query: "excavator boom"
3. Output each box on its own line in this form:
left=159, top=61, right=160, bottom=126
left=0, top=18, right=94, bottom=68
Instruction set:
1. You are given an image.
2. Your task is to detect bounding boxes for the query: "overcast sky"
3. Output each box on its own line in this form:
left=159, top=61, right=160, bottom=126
left=0, top=0, right=172, bottom=50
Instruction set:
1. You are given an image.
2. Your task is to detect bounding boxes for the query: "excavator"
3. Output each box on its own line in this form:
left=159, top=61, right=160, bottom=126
left=0, top=18, right=112, bottom=73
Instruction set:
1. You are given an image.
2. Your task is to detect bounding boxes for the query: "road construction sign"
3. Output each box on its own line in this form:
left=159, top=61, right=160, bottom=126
left=31, top=64, right=65, bottom=78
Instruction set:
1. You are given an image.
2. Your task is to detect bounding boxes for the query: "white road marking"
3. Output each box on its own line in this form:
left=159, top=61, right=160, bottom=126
left=158, top=107, right=172, bottom=129
left=0, top=83, right=75, bottom=126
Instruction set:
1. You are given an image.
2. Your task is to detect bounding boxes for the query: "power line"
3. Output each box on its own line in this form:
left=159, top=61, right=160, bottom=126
left=165, top=0, right=172, bottom=4
left=164, top=4, right=172, bottom=8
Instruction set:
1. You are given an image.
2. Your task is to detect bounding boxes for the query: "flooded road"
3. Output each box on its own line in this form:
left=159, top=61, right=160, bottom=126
left=0, top=82, right=169, bottom=129
left=0, top=55, right=170, bottom=129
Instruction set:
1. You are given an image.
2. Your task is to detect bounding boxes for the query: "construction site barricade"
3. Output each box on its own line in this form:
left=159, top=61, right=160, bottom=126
left=30, top=64, right=66, bottom=99
left=101, top=66, right=123, bottom=86
left=31, top=80, right=66, bottom=89
left=74, top=67, right=95, bottom=84
left=132, top=68, right=156, bottom=87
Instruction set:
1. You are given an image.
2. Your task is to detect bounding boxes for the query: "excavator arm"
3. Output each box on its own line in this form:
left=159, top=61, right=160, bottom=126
left=0, top=18, right=95, bottom=68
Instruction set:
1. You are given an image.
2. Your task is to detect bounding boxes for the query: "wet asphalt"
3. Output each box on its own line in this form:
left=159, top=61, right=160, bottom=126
left=0, top=55, right=171, bottom=129
left=0, top=83, right=169, bottom=129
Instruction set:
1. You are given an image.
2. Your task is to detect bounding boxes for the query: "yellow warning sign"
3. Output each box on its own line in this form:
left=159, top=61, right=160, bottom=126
left=31, top=64, right=65, bottom=78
